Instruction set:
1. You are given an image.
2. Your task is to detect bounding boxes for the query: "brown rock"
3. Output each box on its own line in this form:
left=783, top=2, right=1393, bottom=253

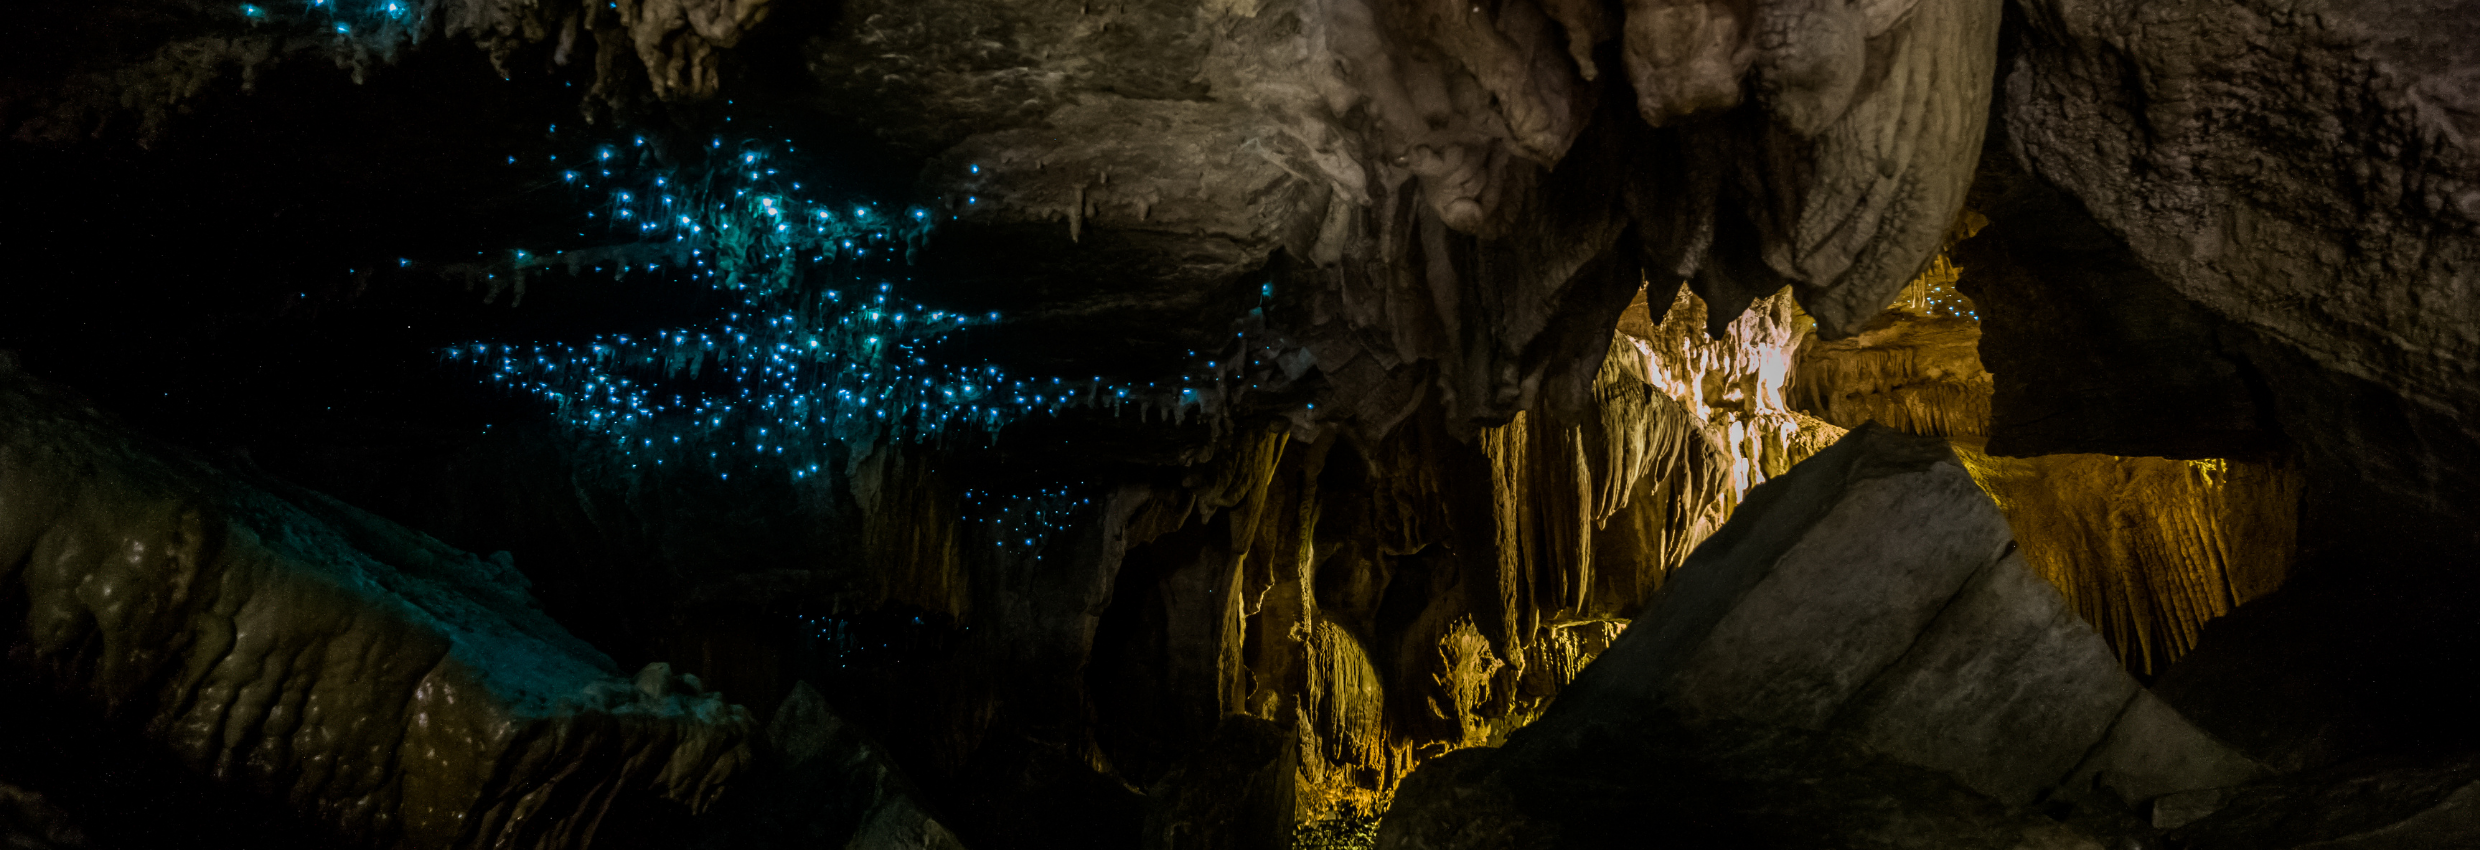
left=0, top=363, right=753, bottom=849
left=1379, top=424, right=2256, bottom=848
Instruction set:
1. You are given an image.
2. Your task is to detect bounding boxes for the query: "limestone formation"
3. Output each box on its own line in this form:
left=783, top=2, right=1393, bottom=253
left=2001, top=0, right=2480, bottom=543
left=1785, top=293, right=2300, bottom=674
left=1379, top=424, right=2259, bottom=848
left=0, top=360, right=754, bottom=849
left=5, top=0, right=2480, bottom=847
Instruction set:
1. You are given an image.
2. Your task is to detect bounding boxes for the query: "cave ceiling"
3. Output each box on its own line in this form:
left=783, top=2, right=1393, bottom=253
left=5, top=0, right=2480, bottom=848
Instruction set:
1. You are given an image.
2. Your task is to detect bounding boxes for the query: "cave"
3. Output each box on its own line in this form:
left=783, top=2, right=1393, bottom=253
left=3, top=1, right=2478, bottom=848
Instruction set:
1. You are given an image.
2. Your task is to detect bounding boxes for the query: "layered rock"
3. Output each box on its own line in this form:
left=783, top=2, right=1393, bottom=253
left=1789, top=287, right=2299, bottom=675
left=1377, top=425, right=2259, bottom=848
left=2165, top=754, right=2480, bottom=849
left=0, top=357, right=754, bottom=849
left=1985, top=0, right=2480, bottom=776
left=2000, top=0, right=2480, bottom=544
left=1792, top=310, right=1991, bottom=441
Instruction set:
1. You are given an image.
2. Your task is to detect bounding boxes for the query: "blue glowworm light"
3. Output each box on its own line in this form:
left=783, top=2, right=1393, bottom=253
left=442, top=136, right=1233, bottom=522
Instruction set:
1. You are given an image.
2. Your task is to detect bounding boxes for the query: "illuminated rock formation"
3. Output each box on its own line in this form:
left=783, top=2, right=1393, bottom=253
left=0, top=357, right=755, bottom=849
left=2001, top=0, right=2480, bottom=539
left=1787, top=276, right=2299, bottom=675
left=5, top=0, right=2480, bottom=847
left=1792, top=311, right=1990, bottom=441
left=1953, top=448, right=2299, bottom=676
left=1378, top=425, right=2261, bottom=849
left=1081, top=279, right=1843, bottom=840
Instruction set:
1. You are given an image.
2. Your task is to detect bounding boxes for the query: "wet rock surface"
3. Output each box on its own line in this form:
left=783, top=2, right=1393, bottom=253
left=1986, top=0, right=2480, bottom=788
left=0, top=358, right=754, bottom=849
left=1379, top=424, right=2257, bottom=849
left=3, top=0, right=2480, bottom=848
left=2000, top=0, right=2480, bottom=545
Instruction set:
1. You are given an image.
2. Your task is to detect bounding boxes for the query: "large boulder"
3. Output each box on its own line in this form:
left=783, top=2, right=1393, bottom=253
left=1994, top=0, right=2480, bottom=776
left=2001, top=0, right=2480, bottom=545
left=0, top=356, right=754, bottom=849
left=1378, top=423, right=2258, bottom=848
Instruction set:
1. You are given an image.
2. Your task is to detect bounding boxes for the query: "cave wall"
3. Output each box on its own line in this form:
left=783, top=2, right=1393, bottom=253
left=1977, top=0, right=2480, bottom=772
left=1788, top=297, right=2302, bottom=676
left=0, top=357, right=756, bottom=850
left=1999, top=0, right=2480, bottom=551
left=3, top=1, right=2021, bottom=844
left=11, top=0, right=2480, bottom=846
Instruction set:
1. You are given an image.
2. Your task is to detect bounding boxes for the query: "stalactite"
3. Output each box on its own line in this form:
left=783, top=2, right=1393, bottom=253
left=1301, top=619, right=1391, bottom=812
left=1789, top=269, right=2302, bottom=674
left=1952, top=444, right=2301, bottom=674
left=1171, top=282, right=1844, bottom=836
left=1789, top=310, right=1992, bottom=438
left=846, top=444, right=969, bottom=620
left=1518, top=619, right=1627, bottom=700
left=1483, top=413, right=1536, bottom=655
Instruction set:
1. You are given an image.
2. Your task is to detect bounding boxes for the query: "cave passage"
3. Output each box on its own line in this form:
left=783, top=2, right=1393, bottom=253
left=5, top=1, right=2479, bottom=849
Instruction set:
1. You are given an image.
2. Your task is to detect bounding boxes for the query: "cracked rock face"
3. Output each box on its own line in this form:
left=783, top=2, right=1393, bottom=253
left=0, top=360, right=754, bottom=849
left=1378, top=424, right=2259, bottom=849
left=2000, top=0, right=2480, bottom=542
left=9, top=0, right=2480, bottom=847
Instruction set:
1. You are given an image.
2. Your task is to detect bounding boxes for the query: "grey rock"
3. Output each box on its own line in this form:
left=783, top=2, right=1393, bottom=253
left=2151, top=787, right=2237, bottom=831
left=1379, top=424, right=2256, bottom=848
left=2170, top=754, right=2480, bottom=850
left=2002, top=0, right=2480, bottom=542
left=2060, top=692, right=2264, bottom=811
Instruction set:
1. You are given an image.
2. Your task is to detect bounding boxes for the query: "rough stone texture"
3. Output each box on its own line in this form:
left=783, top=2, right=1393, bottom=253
left=1657, top=0, right=2005, bottom=336
left=2167, top=754, right=2480, bottom=850
left=1783, top=295, right=2300, bottom=674
left=1993, top=0, right=2480, bottom=781
left=1952, top=142, right=2281, bottom=460
left=7, top=0, right=2010, bottom=443
left=2002, top=0, right=2480, bottom=542
left=1377, top=424, right=2258, bottom=848
left=22, top=0, right=2480, bottom=846
left=0, top=358, right=754, bottom=849
left=687, top=681, right=967, bottom=850
left=2, top=0, right=775, bottom=142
